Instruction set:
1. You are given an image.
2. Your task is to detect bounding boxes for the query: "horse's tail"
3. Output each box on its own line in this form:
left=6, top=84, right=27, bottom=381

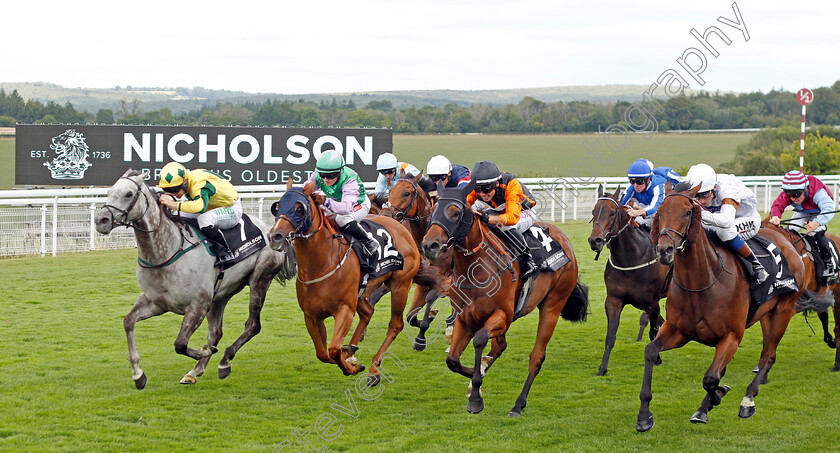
left=561, top=280, right=590, bottom=323
left=273, top=245, right=298, bottom=286
left=795, top=289, right=835, bottom=313
left=412, top=257, right=447, bottom=293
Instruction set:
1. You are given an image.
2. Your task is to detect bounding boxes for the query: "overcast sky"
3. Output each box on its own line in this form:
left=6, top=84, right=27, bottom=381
left=3, top=0, right=838, bottom=95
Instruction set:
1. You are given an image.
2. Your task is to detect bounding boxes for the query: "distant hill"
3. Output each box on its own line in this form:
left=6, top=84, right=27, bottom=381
left=0, top=82, right=692, bottom=115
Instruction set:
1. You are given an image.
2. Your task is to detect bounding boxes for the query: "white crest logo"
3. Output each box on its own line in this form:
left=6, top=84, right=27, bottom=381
left=42, top=129, right=93, bottom=180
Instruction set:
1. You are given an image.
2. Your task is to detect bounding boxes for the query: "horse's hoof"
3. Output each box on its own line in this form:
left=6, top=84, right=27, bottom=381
left=738, top=405, right=756, bottom=419
left=689, top=411, right=708, bottom=424
left=826, top=337, right=837, bottom=349
left=366, top=374, right=381, bottom=387
left=596, top=369, right=607, bottom=376
left=508, top=409, right=521, bottom=418
left=134, top=372, right=147, bottom=390
left=218, top=365, right=231, bottom=380
left=635, top=415, right=654, bottom=432
left=832, top=363, right=840, bottom=372
left=752, top=364, right=760, bottom=373
left=358, top=364, right=365, bottom=373
left=343, top=344, right=359, bottom=354
left=444, top=345, right=451, bottom=354
left=466, top=399, right=484, bottom=414
left=654, top=355, right=662, bottom=366
left=180, top=374, right=197, bottom=385
left=412, top=339, right=427, bottom=352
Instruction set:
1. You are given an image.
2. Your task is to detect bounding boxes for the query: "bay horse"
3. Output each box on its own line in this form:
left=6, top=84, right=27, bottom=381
left=588, top=185, right=668, bottom=376
left=761, top=219, right=840, bottom=371
left=421, top=179, right=589, bottom=416
left=381, top=172, right=454, bottom=351
left=94, top=170, right=296, bottom=389
left=636, top=182, right=808, bottom=431
left=267, top=180, right=421, bottom=384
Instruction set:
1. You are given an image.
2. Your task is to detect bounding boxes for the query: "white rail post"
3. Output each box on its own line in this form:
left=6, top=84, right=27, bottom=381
left=52, top=197, right=58, bottom=257
left=573, top=191, right=578, bottom=221
left=40, top=204, right=47, bottom=257
left=89, top=203, right=96, bottom=250
left=550, top=185, right=556, bottom=222
left=561, top=187, right=567, bottom=224
left=765, top=181, right=771, bottom=213
left=258, top=197, right=264, bottom=219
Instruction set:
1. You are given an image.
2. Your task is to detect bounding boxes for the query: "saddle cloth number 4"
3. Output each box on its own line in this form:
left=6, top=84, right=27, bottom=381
left=529, top=226, right=554, bottom=252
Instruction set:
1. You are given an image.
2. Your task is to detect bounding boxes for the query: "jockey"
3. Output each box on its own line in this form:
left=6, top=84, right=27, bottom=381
left=769, top=170, right=837, bottom=283
left=158, top=162, right=241, bottom=255
left=619, top=158, right=679, bottom=228
left=372, top=152, right=422, bottom=208
left=425, top=155, right=471, bottom=200
left=305, top=150, right=379, bottom=267
left=466, top=160, right=538, bottom=278
left=685, top=163, right=769, bottom=284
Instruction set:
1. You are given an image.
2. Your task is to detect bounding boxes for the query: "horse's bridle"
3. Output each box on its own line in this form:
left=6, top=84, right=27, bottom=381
left=385, top=179, right=431, bottom=222
left=101, top=176, right=158, bottom=233
left=591, top=196, right=633, bottom=248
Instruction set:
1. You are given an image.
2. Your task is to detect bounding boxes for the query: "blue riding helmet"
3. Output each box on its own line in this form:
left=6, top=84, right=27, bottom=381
left=627, top=159, right=654, bottom=178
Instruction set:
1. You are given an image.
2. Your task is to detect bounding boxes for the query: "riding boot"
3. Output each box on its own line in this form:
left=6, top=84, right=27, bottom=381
left=505, top=228, right=538, bottom=278
left=343, top=220, right=379, bottom=269
left=731, top=240, right=769, bottom=285
left=814, top=230, right=838, bottom=284
left=200, top=225, right=232, bottom=255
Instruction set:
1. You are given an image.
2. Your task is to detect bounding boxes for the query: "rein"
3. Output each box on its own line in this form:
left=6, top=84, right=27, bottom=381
left=660, top=192, right=732, bottom=292
left=102, top=176, right=159, bottom=234
left=386, top=179, right=431, bottom=222
left=594, top=196, right=655, bottom=270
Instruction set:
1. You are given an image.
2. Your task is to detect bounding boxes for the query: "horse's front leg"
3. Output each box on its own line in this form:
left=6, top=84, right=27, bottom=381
left=636, top=312, right=650, bottom=342
left=444, top=317, right=475, bottom=379
left=690, top=332, right=739, bottom=424
left=303, top=313, right=334, bottom=365
left=328, top=305, right=364, bottom=376
left=598, top=296, right=624, bottom=376
left=818, top=310, right=835, bottom=348
left=647, top=302, right=664, bottom=365
left=173, top=301, right=216, bottom=362
left=742, top=304, right=794, bottom=418
left=124, top=294, right=166, bottom=389
left=348, top=297, right=375, bottom=350
left=467, top=311, right=508, bottom=414
left=637, top=322, right=688, bottom=432
left=833, top=301, right=840, bottom=371
left=183, top=299, right=228, bottom=384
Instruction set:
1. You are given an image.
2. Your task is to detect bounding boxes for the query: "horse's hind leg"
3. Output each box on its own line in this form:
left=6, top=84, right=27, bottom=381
left=597, top=296, right=624, bottom=376
left=367, top=282, right=410, bottom=386
left=742, top=305, right=795, bottom=418
left=183, top=300, right=227, bottom=384
left=818, top=310, right=835, bottom=348
left=691, top=332, right=739, bottom=424
left=637, top=322, right=689, bottom=432
left=124, top=294, right=166, bottom=389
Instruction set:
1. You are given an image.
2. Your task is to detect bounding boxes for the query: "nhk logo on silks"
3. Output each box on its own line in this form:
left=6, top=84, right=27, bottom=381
left=36, top=129, right=96, bottom=180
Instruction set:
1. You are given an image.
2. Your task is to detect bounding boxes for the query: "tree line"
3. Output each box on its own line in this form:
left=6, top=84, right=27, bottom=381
left=1, top=81, right=840, bottom=136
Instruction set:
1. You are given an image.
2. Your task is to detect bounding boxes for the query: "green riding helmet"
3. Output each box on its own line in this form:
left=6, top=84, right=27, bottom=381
left=315, top=150, right=345, bottom=172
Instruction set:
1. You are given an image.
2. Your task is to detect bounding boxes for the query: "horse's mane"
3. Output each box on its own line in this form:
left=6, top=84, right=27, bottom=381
left=650, top=189, right=703, bottom=245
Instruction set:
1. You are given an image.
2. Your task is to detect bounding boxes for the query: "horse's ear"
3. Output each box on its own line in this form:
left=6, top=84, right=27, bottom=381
left=597, top=184, right=604, bottom=198
left=121, top=169, right=133, bottom=178
left=303, top=181, right=314, bottom=196
left=665, top=181, right=673, bottom=195
left=461, top=178, right=476, bottom=197
left=270, top=201, right=280, bottom=218
left=286, top=178, right=294, bottom=190
left=411, top=171, right=423, bottom=183
left=612, top=186, right=621, bottom=199
left=399, top=168, right=406, bottom=179
left=687, top=183, right=701, bottom=198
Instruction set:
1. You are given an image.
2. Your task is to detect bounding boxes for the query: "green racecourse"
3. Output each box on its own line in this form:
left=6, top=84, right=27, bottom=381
left=1, top=221, right=837, bottom=452
left=0, top=133, right=751, bottom=189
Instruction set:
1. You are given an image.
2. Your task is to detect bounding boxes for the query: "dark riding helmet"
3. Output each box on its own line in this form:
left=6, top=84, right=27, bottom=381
left=472, top=161, right=501, bottom=186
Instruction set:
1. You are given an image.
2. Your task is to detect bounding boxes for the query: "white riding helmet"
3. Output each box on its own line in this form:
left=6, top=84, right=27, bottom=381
left=685, top=163, right=717, bottom=193
left=376, top=153, right=398, bottom=171
left=426, top=155, right=452, bottom=176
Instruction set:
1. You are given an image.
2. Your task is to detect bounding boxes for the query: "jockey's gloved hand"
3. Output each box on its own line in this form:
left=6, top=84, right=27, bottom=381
left=476, top=211, right=490, bottom=224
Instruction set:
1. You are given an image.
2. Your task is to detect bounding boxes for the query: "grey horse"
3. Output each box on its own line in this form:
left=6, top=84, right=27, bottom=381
left=94, top=170, right=296, bottom=389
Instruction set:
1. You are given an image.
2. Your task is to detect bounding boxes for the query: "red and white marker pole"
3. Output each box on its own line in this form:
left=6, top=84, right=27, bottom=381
left=797, top=88, right=814, bottom=173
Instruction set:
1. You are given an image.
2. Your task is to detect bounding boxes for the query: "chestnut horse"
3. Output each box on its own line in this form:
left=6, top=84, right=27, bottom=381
left=381, top=173, right=454, bottom=351
left=636, top=182, right=809, bottom=431
left=268, top=181, right=420, bottom=384
left=588, top=185, right=668, bottom=376
left=421, top=180, right=589, bottom=416
left=761, top=220, right=840, bottom=371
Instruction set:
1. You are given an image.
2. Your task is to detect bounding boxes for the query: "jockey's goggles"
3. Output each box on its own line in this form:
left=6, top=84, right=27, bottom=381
left=161, top=185, right=182, bottom=194
left=784, top=189, right=804, bottom=198
left=429, top=174, right=448, bottom=183
left=476, top=184, right=496, bottom=194
left=379, top=168, right=396, bottom=175
left=319, top=171, right=341, bottom=180
left=629, top=177, right=648, bottom=185
left=695, top=190, right=714, bottom=199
